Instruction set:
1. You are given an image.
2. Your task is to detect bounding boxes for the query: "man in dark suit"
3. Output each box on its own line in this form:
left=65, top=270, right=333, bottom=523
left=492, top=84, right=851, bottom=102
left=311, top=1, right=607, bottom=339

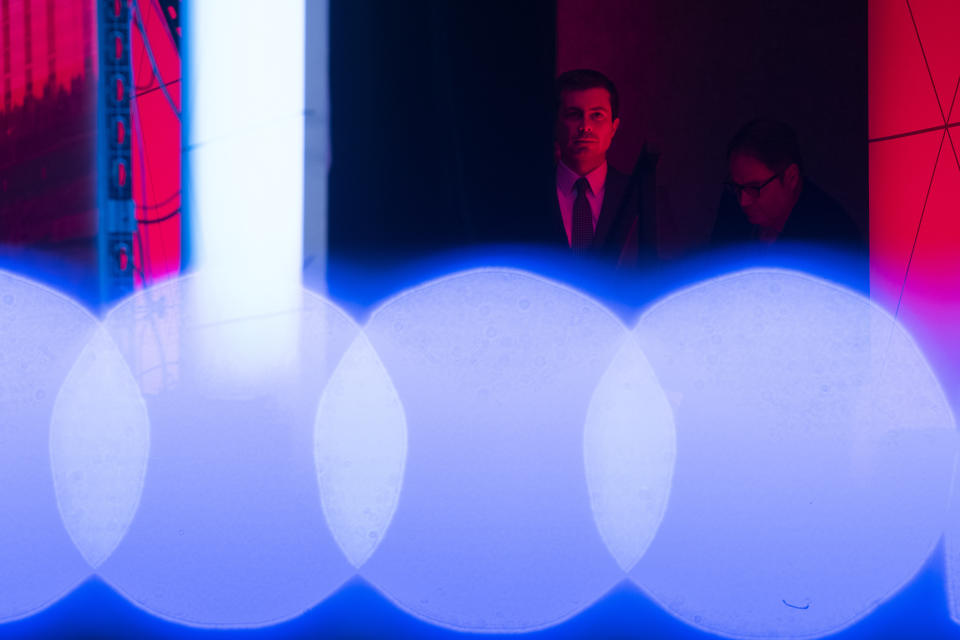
left=711, top=119, right=867, bottom=289
left=548, top=69, right=642, bottom=268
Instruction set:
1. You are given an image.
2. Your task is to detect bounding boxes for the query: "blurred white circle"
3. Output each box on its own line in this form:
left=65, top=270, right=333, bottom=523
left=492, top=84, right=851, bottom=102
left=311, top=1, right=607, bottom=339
left=94, top=275, right=365, bottom=627
left=0, top=271, right=96, bottom=620
left=631, top=269, right=956, bottom=639
left=358, top=268, right=675, bottom=632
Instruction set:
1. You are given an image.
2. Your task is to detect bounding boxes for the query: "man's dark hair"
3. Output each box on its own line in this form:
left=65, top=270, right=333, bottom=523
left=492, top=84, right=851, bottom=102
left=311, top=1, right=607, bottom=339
left=727, top=119, right=803, bottom=174
left=555, top=69, right=619, bottom=120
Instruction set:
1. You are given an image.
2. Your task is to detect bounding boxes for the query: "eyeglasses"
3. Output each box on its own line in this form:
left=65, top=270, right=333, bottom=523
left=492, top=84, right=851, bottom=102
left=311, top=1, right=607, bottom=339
left=724, top=171, right=783, bottom=200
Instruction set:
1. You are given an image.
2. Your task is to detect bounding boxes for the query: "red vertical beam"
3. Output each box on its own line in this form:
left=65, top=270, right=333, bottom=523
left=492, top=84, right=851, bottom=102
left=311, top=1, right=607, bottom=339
left=1, top=0, right=10, bottom=111
left=45, top=0, right=54, bottom=90
left=82, top=0, right=93, bottom=76
left=22, top=0, right=32, bottom=99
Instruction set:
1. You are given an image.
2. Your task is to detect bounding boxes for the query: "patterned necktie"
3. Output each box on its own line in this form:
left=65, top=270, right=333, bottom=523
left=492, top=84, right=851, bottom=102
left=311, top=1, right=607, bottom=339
left=572, top=177, right=594, bottom=253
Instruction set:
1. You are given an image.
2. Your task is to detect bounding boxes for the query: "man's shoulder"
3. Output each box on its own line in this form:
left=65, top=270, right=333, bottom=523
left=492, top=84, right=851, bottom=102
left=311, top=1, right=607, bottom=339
left=605, top=165, right=629, bottom=188
left=789, top=180, right=864, bottom=246
left=602, top=165, right=633, bottom=211
left=798, top=180, right=845, bottom=214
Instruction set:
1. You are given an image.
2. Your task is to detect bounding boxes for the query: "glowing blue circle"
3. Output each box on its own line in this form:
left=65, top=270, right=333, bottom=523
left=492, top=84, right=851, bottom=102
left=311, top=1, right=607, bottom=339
left=0, top=271, right=95, bottom=620
left=94, top=275, right=363, bottom=627
left=631, top=269, right=956, bottom=639
left=359, top=268, right=672, bottom=632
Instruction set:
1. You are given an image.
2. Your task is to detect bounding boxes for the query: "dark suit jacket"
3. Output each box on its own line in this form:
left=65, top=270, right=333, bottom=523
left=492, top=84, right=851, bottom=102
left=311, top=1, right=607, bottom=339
left=712, top=180, right=862, bottom=248
left=711, top=179, right=868, bottom=290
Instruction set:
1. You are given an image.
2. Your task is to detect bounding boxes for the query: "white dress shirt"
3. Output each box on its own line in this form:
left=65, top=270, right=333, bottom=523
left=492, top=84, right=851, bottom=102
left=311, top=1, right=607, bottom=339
left=555, top=160, right=607, bottom=247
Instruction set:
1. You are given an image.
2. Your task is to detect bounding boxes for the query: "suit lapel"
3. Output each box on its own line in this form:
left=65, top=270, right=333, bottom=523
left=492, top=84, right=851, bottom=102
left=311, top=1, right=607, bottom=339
left=550, top=180, right=571, bottom=247
left=593, top=168, right=627, bottom=250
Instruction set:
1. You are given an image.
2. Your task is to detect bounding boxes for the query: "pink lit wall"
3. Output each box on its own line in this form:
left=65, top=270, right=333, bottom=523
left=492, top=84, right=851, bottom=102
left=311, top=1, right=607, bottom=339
left=0, top=0, right=97, bottom=304
left=869, top=0, right=960, bottom=408
left=0, top=0, right=92, bottom=108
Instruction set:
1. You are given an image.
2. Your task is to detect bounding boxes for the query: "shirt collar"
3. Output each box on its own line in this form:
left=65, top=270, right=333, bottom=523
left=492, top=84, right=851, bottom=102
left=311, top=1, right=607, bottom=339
left=557, top=160, right=608, bottom=196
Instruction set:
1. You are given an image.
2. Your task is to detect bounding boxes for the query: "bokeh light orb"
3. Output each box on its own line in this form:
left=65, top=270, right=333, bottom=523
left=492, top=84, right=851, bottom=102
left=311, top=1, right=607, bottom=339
left=0, top=271, right=96, bottom=620
left=631, top=268, right=956, bottom=639
left=93, top=274, right=365, bottom=627
left=358, top=268, right=675, bottom=632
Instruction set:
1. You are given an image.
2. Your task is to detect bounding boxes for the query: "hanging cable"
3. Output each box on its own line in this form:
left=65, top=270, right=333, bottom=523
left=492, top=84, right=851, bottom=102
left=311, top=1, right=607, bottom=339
left=137, top=208, right=180, bottom=224
left=131, top=0, right=180, bottom=120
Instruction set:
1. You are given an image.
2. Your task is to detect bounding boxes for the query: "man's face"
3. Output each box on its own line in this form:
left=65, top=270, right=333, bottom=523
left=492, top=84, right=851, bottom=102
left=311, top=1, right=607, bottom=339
left=728, top=152, right=799, bottom=229
left=556, top=87, right=619, bottom=172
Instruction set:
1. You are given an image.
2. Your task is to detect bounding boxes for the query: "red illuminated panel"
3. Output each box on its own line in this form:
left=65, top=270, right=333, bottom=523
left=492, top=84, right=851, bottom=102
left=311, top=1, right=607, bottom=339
left=896, top=146, right=960, bottom=376
left=0, top=0, right=96, bottom=262
left=869, top=0, right=960, bottom=397
left=1, top=0, right=90, bottom=108
left=868, top=0, right=943, bottom=140
left=868, top=130, right=942, bottom=311
left=952, top=91, right=960, bottom=131
left=905, top=0, right=960, bottom=122
left=130, top=0, right=180, bottom=287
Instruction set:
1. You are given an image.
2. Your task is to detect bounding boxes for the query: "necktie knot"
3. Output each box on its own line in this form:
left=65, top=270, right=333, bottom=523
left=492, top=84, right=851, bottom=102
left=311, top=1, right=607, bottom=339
left=574, top=177, right=590, bottom=197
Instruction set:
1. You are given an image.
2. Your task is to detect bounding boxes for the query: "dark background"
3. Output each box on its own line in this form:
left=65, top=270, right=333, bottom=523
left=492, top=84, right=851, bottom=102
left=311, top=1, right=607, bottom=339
left=326, top=0, right=867, bottom=280
left=327, top=0, right=557, bottom=266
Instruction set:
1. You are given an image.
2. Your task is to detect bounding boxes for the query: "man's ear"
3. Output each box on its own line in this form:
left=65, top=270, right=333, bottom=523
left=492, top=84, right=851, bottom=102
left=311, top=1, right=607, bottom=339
left=611, top=117, right=621, bottom=138
left=784, top=163, right=800, bottom=189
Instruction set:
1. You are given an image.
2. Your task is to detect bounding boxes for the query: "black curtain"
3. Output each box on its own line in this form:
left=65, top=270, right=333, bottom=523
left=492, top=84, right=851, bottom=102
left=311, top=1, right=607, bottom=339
left=327, top=0, right=557, bottom=289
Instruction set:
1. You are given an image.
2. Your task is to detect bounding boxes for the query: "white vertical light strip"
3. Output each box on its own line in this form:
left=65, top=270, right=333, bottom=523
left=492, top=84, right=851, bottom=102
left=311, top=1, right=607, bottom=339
left=185, top=0, right=306, bottom=389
